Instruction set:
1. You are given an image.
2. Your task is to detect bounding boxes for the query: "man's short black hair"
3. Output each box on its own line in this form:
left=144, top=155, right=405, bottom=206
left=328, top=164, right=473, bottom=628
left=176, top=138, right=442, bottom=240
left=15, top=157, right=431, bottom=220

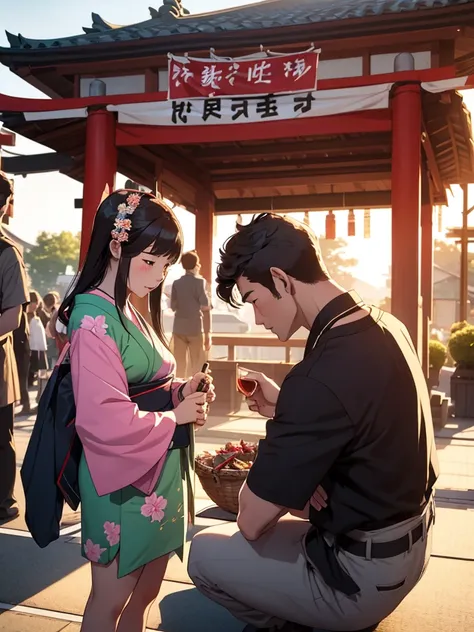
left=181, top=250, right=200, bottom=271
left=216, top=213, right=330, bottom=308
left=0, top=171, right=12, bottom=210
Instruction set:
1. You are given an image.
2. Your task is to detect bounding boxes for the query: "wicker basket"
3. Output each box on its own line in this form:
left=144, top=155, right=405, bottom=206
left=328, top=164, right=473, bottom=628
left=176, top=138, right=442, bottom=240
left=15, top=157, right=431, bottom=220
left=195, top=458, right=249, bottom=514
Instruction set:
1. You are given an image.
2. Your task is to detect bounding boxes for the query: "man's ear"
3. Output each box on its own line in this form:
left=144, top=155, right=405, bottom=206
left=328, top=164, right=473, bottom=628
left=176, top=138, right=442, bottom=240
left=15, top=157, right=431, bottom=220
left=269, top=267, right=293, bottom=295
left=109, top=240, right=122, bottom=260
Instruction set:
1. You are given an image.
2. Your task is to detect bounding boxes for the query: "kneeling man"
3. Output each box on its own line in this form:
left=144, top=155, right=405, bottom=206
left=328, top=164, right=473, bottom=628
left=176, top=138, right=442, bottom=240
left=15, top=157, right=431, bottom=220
left=188, top=213, right=438, bottom=632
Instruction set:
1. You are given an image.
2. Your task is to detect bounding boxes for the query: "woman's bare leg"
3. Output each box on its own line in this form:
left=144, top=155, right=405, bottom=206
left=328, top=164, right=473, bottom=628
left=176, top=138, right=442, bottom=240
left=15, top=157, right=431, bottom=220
left=116, top=554, right=169, bottom=632
left=80, top=557, right=143, bottom=632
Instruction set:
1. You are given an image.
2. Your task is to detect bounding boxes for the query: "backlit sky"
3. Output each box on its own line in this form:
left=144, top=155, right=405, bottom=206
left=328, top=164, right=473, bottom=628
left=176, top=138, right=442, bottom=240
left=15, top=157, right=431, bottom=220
left=1, top=0, right=473, bottom=289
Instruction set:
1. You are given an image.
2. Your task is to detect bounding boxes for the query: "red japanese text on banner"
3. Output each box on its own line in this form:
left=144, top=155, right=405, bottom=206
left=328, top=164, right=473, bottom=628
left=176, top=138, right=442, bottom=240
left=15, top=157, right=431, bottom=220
left=168, top=51, right=319, bottom=99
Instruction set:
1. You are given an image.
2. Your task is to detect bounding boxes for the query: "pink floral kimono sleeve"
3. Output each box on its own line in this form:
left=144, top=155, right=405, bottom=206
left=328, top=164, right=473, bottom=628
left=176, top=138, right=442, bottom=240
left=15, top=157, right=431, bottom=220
left=70, top=327, right=177, bottom=497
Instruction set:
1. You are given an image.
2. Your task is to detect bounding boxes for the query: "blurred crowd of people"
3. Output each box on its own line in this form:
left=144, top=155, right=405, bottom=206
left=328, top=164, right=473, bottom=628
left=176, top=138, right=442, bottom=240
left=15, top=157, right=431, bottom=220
left=12, top=289, right=63, bottom=415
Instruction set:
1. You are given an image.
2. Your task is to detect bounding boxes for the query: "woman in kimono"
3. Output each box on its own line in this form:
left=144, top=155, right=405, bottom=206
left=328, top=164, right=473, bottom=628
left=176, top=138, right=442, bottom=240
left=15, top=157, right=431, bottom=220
left=57, top=190, right=215, bottom=632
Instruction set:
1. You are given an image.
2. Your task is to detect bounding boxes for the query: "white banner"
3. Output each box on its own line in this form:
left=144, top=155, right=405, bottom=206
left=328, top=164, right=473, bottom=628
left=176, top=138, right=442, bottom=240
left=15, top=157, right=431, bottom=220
left=15, top=77, right=473, bottom=125
left=108, top=83, right=392, bottom=127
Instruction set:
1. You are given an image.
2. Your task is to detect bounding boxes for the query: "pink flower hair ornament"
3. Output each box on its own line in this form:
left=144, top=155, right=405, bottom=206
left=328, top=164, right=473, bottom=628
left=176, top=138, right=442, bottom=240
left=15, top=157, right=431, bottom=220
left=111, top=192, right=142, bottom=243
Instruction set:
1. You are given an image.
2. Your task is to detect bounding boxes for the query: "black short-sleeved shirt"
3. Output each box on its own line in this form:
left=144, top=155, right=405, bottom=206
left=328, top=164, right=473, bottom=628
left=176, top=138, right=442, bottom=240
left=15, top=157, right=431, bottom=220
left=247, top=291, right=438, bottom=594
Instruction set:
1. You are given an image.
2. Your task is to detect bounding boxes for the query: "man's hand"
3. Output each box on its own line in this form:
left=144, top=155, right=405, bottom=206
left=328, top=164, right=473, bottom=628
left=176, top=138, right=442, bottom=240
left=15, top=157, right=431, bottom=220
left=289, top=486, right=328, bottom=519
left=204, top=332, right=212, bottom=352
left=310, top=485, right=328, bottom=511
left=239, top=368, right=280, bottom=418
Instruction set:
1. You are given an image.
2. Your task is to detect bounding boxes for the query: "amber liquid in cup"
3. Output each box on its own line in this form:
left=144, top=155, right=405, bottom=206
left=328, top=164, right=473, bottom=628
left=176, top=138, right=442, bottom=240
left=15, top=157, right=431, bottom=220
left=237, top=377, right=258, bottom=397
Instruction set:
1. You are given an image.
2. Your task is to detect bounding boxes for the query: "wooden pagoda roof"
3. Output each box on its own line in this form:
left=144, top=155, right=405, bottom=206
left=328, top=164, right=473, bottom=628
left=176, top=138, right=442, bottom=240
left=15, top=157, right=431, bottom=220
left=2, top=0, right=474, bottom=60
left=1, top=0, right=474, bottom=212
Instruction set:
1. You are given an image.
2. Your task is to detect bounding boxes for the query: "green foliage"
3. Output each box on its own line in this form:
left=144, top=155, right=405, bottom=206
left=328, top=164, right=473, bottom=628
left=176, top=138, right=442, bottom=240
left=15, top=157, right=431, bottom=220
left=448, top=325, right=474, bottom=369
left=318, top=237, right=358, bottom=288
left=429, top=340, right=447, bottom=371
left=24, top=231, right=80, bottom=295
left=434, top=239, right=474, bottom=285
left=450, top=320, right=469, bottom=334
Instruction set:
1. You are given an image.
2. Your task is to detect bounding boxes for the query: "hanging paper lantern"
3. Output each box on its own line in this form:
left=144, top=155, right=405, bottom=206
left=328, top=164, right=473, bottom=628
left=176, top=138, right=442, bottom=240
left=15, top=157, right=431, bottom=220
left=325, top=210, right=336, bottom=239
left=304, top=211, right=310, bottom=226
left=348, top=209, right=355, bottom=237
left=364, top=209, right=371, bottom=239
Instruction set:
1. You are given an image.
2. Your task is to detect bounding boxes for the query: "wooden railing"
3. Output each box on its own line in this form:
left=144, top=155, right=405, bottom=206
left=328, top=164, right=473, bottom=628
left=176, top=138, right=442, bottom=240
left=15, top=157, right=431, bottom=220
left=211, top=333, right=305, bottom=363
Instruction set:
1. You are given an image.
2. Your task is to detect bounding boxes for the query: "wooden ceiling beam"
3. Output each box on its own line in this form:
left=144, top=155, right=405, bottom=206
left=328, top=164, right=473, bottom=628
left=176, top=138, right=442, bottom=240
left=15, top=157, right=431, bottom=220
left=152, top=146, right=211, bottom=189
left=210, top=157, right=392, bottom=175
left=127, top=143, right=210, bottom=191
left=116, top=111, right=391, bottom=146
left=212, top=171, right=391, bottom=191
left=215, top=191, right=391, bottom=213
left=421, top=123, right=447, bottom=205
left=33, top=120, right=85, bottom=145
left=194, top=136, right=392, bottom=162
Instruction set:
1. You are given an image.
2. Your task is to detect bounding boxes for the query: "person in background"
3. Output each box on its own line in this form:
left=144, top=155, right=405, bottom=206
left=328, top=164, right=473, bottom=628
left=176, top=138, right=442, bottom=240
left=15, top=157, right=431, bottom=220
left=12, top=305, right=30, bottom=416
left=0, top=171, right=29, bottom=521
left=43, top=291, right=60, bottom=367
left=170, top=250, right=212, bottom=378
left=27, top=291, right=48, bottom=388
left=36, top=296, right=49, bottom=329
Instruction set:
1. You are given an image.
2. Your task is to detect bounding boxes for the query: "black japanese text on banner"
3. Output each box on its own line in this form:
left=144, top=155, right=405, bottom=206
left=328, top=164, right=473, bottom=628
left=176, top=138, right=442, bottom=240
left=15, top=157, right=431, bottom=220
left=108, top=84, right=392, bottom=127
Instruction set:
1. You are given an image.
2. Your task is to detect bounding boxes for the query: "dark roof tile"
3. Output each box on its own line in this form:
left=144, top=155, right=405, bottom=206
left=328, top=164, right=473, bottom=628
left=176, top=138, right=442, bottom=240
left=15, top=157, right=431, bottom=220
left=3, top=0, right=474, bottom=50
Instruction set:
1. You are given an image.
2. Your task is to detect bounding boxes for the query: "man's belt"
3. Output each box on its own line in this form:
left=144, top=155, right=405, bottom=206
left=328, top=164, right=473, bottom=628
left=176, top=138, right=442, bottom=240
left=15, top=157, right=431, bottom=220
left=337, top=509, right=434, bottom=559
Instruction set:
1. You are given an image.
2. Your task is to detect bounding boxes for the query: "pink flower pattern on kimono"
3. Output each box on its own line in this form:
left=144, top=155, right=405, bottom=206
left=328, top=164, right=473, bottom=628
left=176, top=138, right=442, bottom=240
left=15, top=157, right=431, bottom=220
left=103, top=521, right=121, bottom=546
left=84, top=539, right=106, bottom=563
left=80, top=314, right=108, bottom=336
left=140, top=493, right=167, bottom=523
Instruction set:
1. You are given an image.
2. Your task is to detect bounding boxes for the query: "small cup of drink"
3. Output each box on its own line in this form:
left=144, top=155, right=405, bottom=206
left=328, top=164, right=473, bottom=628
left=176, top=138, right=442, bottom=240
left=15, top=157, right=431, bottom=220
left=236, top=366, right=258, bottom=397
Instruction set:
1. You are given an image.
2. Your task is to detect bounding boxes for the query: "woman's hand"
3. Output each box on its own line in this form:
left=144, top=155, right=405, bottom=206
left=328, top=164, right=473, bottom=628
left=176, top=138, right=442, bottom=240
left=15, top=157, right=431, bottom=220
left=183, top=371, right=216, bottom=404
left=174, top=392, right=208, bottom=426
left=239, top=368, right=280, bottom=418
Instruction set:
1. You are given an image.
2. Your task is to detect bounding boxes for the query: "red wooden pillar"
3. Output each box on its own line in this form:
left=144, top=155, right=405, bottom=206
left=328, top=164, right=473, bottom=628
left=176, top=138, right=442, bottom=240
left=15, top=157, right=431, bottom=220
left=391, top=83, right=422, bottom=354
left=421, top=201, right=433, bottom=376
left=195, top=188, right=214, bottom=286
left=80, top=108, right=117, bottom=266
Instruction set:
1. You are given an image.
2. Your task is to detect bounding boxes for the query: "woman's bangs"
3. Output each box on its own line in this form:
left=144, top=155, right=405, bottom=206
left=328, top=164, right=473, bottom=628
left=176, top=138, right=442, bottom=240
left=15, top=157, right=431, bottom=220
left=148, top=219, right=183, bottom=264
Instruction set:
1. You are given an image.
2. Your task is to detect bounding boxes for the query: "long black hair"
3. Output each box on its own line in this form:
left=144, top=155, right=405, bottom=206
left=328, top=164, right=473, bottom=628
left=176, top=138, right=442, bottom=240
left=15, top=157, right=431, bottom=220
left=58, top=190, right=183, bottom=348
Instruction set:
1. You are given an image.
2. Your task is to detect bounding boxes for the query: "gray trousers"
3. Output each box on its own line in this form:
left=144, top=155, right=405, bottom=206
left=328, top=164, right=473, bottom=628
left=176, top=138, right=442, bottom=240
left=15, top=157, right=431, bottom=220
left=188, top=500, right=434, bottom=630
left=171, top=333, right=206, bottom=379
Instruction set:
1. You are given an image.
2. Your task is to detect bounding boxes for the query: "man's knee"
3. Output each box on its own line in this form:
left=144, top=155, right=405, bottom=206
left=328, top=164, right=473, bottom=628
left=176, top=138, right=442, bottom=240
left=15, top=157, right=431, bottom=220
left=188, top=529, right=214, bottom=583
left=188, top=524, right=239, bottom=584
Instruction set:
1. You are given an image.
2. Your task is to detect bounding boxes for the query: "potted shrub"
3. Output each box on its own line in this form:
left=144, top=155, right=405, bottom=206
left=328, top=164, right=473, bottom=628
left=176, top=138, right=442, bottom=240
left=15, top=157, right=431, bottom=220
left=428, top=340, right=447, bottom=391
left=450, top=320, right=469, bottom=335
left=448, top=325, right=474, bottom=417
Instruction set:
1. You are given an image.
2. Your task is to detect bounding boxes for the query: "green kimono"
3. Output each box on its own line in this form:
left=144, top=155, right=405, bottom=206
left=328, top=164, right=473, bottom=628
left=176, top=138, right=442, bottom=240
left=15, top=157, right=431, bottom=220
left=68, top=291, right=194, bottom=577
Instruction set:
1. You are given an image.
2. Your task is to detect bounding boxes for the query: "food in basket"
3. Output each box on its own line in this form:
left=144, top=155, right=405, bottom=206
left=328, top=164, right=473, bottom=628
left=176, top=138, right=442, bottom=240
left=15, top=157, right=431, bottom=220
left=197, top=440, right=258, bottom=471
